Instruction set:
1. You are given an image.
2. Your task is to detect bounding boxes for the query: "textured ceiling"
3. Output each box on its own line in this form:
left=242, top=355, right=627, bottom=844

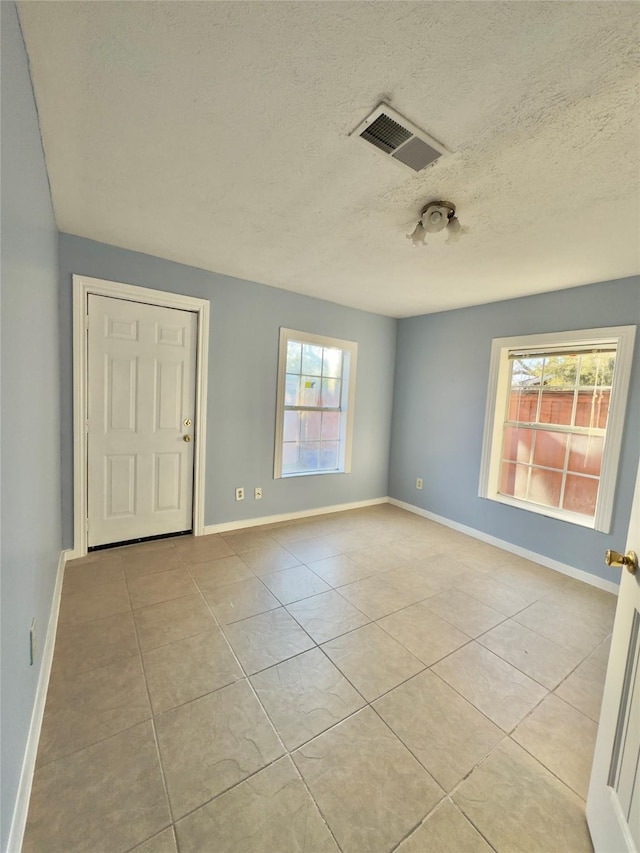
left=17, top=1, right=640, bottom=317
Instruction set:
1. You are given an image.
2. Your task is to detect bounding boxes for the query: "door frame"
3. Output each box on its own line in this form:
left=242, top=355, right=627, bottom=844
left=586, top=457, right=640, bottom=851
left=72, top=274, right=210, bottom=558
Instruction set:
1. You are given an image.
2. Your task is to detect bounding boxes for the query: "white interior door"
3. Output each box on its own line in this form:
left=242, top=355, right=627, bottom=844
left=87, top=294, right=197, bottom=547
left=587, top=461, right=640, bottom=852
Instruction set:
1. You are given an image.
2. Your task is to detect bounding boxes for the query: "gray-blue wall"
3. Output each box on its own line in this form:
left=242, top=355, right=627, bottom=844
left=0, top=3, right=62, bottom=848
left=389, top=277, right=640, bottom=583
left=58, top=234, right=397, bottom=550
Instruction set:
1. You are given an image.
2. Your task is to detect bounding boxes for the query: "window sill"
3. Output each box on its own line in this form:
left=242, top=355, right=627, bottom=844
left=482, top=491, right=600, bottom=530
left=277, top=469, right=347, bottom=479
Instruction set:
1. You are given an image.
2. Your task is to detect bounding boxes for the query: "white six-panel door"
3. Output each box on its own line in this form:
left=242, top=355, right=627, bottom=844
left=87, top=294, right=197, bottom=547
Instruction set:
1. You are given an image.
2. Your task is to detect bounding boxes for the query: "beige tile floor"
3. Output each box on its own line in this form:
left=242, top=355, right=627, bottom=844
left=23, top=505, right=616, bottom=853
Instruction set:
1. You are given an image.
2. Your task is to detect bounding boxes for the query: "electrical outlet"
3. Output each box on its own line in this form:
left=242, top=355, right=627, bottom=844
left=416, top=477, right=423, bottom=490
left=30, top=619, right=37, bottom=666
left=254, top=487, right=262, bottom=500
left=235, top=487, right=245, bottom=501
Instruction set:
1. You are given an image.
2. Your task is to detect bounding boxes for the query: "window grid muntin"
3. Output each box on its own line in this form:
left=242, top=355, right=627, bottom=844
left=498, top=350, right=616, bottom=518
left=498, top=422, right=608, bottom=517
left=284, top=405, right=341, bottom=412
left=509, top=354, right=614, bottom=429
left=282, top=409, right=344, bottom=474
left=478, top=326, right=635, bottom=533
left=499, top=428, right=604, bottom=515
left=285, top=340, right=343, bottom=408
left=282, top=339, right=347, bottom=476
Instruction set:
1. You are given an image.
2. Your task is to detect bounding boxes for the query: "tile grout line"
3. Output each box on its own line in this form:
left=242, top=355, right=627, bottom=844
left=36, top=512, right=611, bottom=852
left=206, top=521, right=602, bottom=844
left=366, top=676, right=511, bottom=841
left=443, top=718, right=593, bottom=810
left=283, top=591, right=371, bottom=646
left=33, top=555, right=157, bottom=773
left=185, top=522, right=453, bottom=847
left=134, top=540, right=278, bottom=848
left=70, top=535, right=602, bottom=707
left=508, top=732, right=592, bottom=803
left=387, top=794, right=499, bottom=853
left=38, top=545, right=187, bottom=848
left=410, top=649, right=600, bottom=809
left=124, top=548, right=180, bottom=839
left=128, top=534, right=599, bottom=804
left=438, top=733, right=520, bottom=851
left=121, top=825, right=178, bottom=853
left=187, top=539, right=321, bottom=670
left=426, top=640, right=553, bottom=737
left=178, top=549, right=346, bottom=852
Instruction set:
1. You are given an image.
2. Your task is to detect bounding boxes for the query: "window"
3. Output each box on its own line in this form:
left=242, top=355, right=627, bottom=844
left=479, top=326, right=636, bottom=531
left=274, top=328, right=357, bottom=478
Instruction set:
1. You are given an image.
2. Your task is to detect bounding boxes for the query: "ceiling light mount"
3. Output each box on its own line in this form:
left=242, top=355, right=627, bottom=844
left=408, top=200, right=465, bottom=247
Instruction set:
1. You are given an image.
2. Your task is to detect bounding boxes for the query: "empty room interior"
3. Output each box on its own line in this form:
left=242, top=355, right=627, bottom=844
left=2, top=1, right=640, bottom=852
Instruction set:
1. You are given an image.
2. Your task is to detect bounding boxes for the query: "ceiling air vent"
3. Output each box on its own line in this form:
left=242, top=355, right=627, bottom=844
left=350, top=103, right=449, bottom=173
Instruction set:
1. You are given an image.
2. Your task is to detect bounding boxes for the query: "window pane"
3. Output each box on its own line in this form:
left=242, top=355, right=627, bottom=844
left=532, top=430, right=567, bottom=470
left=321, top=411, right=341, bottom=440
left=285, top=374, right=300, bottom=406
left=302, top=345, right=323, bottom=376
left=538, top=355, right=578, bottom=425
left=528, top=467, right=562, bottom=507
left=320, top=442, right=339, bottom=470
left=575, top=389, right=611, bottom=429
left=576, top=352, right=614, bottom=428
left=511, top=357, right=544, bottom=388
left=282, top=442, right=299, bottom=474
left=563, top=474, right=598, bottom=517
left=321, top=378, right=341, bottom=408
left=502, top=427, right=533, bottom=463
left=299, top=442, right=320, bottom=471
left=300, top=411, right=321, bottom=441
left=283, top=411, right=300, bottom=443
left=499, top=462, right=528, bottom=499
left=323, top=347, right=343, bottom=378
left=567, top=434, right=604, bottom=477
left=286, top=341, right=302, bottom=375
left=538, top=389, right=574, bottom=426
left=541, top=356, right=578, bottom=389
left=278, top=330, right=355, bottom=479
left=483, top=331, right=629, bottom=529
left=579, top=353, right=615, bottom=388
left=508, top=389, right=538, bottom=423
left=300, top=376, right=320, bottom=407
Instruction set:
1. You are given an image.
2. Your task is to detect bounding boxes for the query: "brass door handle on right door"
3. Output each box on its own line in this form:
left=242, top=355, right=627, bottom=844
left=605, top=549, right=638, bottom=574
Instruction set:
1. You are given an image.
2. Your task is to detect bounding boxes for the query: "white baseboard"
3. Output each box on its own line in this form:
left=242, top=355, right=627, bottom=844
left=64, top=547, right=81, bottom=561
left=2, top=500, right=616, bottom=851
left=203, top=497, right=388, bottom=535
left=205, top=494, right=619, bottom=594
left=388, top=498, right=619, bottom=595
left=6, top=549, right=69, bottom=853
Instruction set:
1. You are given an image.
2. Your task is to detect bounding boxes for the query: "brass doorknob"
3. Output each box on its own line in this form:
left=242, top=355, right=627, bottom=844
left=183, top=435, right=192, bottom=443
left=605, top=549, right=638, bottom=574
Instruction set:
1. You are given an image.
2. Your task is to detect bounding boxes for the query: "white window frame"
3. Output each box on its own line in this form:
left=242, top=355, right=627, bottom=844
left=274, top=328, right=358, bottom=479
left=479, top=325, right=636, bottom=532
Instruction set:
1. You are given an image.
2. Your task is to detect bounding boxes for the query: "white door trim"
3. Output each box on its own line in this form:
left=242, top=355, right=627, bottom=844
left=72, top=274, right=209, bottom=558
